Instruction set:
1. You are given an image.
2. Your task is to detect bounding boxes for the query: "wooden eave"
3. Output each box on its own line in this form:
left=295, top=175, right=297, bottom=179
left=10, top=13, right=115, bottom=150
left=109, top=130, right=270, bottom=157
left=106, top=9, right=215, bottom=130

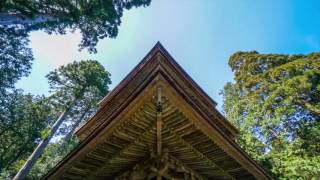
left=43, top=43, right=272, bottom=180
left=76, top=42, right=238, bottom=140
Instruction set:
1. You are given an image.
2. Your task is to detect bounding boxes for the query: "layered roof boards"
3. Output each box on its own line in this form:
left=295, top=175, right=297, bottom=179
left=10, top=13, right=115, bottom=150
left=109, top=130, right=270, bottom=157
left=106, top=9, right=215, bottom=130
left=43, top=43, right=271, bottom=180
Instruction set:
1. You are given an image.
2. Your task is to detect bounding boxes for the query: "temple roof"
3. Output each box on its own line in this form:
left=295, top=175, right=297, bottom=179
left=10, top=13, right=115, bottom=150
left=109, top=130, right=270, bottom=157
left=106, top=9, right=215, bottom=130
left=43, top=42, right=272, bottom=180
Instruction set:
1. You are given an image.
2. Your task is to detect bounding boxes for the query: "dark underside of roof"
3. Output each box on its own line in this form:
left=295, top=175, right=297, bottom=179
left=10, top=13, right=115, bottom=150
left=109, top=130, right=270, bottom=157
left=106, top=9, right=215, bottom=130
left=47, top=99, right=255, bottom=180
left=43, top=43, right=271, bottom=180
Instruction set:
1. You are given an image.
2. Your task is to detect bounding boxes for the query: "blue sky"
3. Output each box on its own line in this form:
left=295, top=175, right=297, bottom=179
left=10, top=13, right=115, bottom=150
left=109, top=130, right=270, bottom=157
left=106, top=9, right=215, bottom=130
left=16, top=0, right=320, bottom=110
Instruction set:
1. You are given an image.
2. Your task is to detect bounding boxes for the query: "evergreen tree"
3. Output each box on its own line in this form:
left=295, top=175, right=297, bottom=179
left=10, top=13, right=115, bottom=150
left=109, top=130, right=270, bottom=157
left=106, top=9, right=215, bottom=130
left=0, top=91, right=54, bottom=176
left=0, top=0, right=151, bottom=53
left=0, top=27, right=33, bottom=93
left=222, top=51, right=320, bottom=179
left=13, top=60, right=111, bottom=179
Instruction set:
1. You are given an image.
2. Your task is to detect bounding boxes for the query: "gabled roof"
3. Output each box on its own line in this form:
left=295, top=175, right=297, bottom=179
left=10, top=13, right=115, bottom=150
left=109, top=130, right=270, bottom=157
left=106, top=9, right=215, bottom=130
left=76, top=42, right=238, bottom=140
left=43, top=42, right=272, bottom=180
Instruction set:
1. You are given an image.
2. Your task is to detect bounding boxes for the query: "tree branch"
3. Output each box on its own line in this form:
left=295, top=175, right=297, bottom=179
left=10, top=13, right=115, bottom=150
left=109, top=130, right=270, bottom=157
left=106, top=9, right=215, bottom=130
left=0, top=13, right=57, bottom=25
left=296, top=98, right=320, bottom=116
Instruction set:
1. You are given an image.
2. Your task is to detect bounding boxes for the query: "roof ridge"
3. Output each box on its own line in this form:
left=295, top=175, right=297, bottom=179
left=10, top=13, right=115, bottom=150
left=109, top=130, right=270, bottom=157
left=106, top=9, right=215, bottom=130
left=98, top=42, right=217, bottom=107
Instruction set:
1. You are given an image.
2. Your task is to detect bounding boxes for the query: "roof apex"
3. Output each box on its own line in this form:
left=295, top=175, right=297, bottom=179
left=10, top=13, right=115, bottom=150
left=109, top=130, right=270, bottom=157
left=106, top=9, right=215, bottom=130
left=43, top=43, right=271, bottom=180
left=153, top=41, right=168, bottom=53
left=98, top=42, right=217, bottom=107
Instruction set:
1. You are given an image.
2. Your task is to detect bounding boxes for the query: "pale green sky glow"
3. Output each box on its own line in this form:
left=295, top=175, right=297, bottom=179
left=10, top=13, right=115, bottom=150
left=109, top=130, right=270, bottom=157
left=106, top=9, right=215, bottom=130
left=16, top=0, right=320, bottom=110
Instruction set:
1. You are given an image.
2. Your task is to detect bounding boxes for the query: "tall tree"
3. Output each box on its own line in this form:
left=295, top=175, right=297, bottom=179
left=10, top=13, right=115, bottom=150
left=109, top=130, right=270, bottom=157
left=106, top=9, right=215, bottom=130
left=222, top=51, right=320, bottom=178
left=0, top=0, right=151, bottom=52
left=13, top=60, right=111, bottom=179
left=27, top=138, right=79, bottom=179
left=0, top=90, right=53, bottom=173
left=0, top=27, right=41, bottom=177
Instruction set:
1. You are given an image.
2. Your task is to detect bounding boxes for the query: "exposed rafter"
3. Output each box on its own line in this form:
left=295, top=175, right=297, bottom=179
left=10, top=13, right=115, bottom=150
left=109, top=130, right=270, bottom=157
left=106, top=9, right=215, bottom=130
left=43, top=43, right=272, bottom=180
left=88, top=111, right=157, bottom=178
left=163, top=125, right=235, bottom=180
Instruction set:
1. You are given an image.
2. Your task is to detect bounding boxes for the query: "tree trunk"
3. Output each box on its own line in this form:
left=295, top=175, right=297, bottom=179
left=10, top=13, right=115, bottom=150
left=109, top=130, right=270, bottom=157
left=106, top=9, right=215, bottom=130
left=13, top=110, right=70, bottom=180
left=0, top=13, right=57, bottom=25
left=63, top=107, right=90, bottom=144
left=57, top=107, right=92, bottom=155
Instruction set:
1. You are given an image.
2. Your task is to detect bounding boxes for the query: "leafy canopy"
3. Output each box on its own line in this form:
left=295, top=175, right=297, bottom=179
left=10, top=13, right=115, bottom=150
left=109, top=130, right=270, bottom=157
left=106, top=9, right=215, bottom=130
left=0, top=90, right=53, bottom=171
left=229, top=51, right=320, bottom=117
left=0, top=60, right=112, bottom=179
left=0, top=27, right=33, bottom=92
left=0, top=0, right=150, bottom=103
left=223, top=51, right=320, bottom=179
left=46, top=60, right=111, bottom=106
left=23, top=60, right=112, bottom=179
left=46, top=60, right=111, bottom=139
left=1, top=0, right=151, bottom=52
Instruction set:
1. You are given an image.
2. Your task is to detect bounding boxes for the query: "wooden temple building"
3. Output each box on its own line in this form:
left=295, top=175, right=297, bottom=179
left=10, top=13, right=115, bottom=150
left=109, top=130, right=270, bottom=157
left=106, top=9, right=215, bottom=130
left=43, top=43, right=271, bottom=180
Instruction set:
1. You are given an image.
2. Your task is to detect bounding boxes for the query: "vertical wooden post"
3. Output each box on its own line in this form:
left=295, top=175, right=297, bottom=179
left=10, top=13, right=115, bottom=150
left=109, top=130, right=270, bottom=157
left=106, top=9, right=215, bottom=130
left=156, top=86, right=163, bottom=180
left=157, top=118, right=162, bottom=156
left=157, top=174, right=162, bottom=180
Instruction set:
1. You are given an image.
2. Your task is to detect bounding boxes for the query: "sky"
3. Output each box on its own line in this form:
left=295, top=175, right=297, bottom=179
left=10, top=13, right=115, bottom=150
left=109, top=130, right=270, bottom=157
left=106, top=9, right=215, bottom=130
left=16, top=0, right=320, bottom=111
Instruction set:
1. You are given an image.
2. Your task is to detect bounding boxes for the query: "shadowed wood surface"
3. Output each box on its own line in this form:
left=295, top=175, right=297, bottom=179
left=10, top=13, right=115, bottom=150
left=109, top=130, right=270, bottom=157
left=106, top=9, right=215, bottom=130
left=43, top=43, right=271, bottom=180
left=51, top=95, right=255, bottom=179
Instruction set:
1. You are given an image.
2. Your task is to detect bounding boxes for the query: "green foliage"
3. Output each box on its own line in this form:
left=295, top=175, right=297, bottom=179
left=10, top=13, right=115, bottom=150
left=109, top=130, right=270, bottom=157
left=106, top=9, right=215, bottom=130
left=228, top=51, right=320, bottom=118
left=15, top=60, right=111, bottom=179
left=1, top=60, right=112, bottom=179
left=22, top=60, right=111, bottom=178
left=40, top=128, right=51, bottom=140
left=0, top=90, right=54, bottom=173
left=0, top=27, right=33, bottom=91
left=268, top=138, right=320, bottom=179
left=25, top=60, right=110, bottom=178
left=0, top=1, right=144, bottom=177
left=223, top=51, right=320, bottom=179
left=1, top=0, right=151, bottom=53
left=46, top=60, right=111, bottom=107
left=27, top=138, right=79, bottom=180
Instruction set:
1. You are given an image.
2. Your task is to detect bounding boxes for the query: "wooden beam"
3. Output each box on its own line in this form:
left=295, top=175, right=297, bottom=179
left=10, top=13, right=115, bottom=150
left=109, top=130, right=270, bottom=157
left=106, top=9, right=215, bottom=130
left=156, top=113, right=162, bottom=156
left=156, top=86, right=163, bottom=180
left=168, top=155, right=207, bottom=180
left=164, top=125, right=235, bottom=180
left=113, top=151, right=207, bottom=180
left=88, top=122, right=157, bottom=178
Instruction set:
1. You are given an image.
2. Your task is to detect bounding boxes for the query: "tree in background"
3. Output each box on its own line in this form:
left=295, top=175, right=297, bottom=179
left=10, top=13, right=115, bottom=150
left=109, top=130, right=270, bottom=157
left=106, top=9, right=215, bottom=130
left=0, top=0, right=151, bottom=53
left=13, top=60, right=111, bottom=179
left=0, top=1, right=151, bottom=178
left=0, top=27, right=33, bottom=93
left=222, top=51, right=320, bottom=179
left=0, top=27, right=35, bottom=172
left=0, top=91, right=54, bottom=173
left=0, top=27, right=40, bottom=177
left=27, top=138, right=80, bottom=179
